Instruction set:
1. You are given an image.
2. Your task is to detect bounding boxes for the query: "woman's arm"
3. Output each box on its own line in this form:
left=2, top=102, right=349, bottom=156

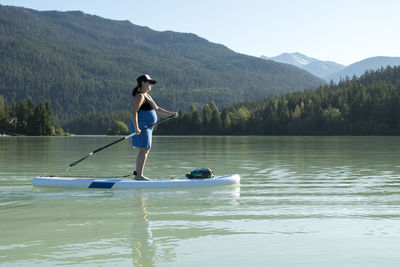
left=145, top=94, right=178, bottom=117
left=132, top=94, right=145, bottom=135
left=156, top=107, right=178, bottom=117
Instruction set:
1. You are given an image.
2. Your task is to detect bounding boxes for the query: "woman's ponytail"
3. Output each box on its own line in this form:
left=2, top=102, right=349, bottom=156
left=132, top=81, right=143, bottom=96
left=132, top=86, right=139, bottom=97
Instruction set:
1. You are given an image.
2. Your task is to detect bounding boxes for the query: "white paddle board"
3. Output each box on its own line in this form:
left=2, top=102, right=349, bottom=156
left=32, top=174, right=240, bottom=189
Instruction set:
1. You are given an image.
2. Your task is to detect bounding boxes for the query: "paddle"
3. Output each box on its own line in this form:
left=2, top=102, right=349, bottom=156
left=69, top=114, right=176, bottom=167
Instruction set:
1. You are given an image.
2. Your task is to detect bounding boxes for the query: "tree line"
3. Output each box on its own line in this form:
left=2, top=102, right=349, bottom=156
left=0, top=96, right=65, bottom=135
left=156, top=66, right=400, bottom=135
left=60, top=66, right=400, bottom=135
left=2, top=66, right=400, bottom=136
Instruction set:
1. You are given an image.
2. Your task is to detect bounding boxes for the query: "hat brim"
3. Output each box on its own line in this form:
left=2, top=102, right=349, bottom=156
left=149, top=80, right=156, bottom=84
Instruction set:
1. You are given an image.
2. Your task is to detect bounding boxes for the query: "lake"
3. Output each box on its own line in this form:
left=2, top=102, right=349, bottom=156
left=1, top=136, right=400, bottom=266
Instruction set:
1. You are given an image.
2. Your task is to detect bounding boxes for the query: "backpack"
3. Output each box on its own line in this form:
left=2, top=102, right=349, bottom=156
left=186, top=168, right=215, bottom=179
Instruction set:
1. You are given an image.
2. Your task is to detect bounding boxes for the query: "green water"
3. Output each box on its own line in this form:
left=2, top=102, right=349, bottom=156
left=1, top=136, right=400, bottom=266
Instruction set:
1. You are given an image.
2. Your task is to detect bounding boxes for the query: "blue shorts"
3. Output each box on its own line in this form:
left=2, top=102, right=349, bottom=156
left=129, top=109, right=157, bottom=148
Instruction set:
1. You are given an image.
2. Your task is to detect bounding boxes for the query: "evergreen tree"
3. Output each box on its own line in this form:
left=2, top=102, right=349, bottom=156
left=12, top=100, right=33, bottom=134
left=209, top=101, right=222, bottom=133
left=220, top=107, right=230, bottom=133
left=201, top=104, right=212, bottom=134
left=0, top=96, right=10, bottom=132
left=31, top=102, right=55, bottom=136
left=188, top=103, right=202, bottom=134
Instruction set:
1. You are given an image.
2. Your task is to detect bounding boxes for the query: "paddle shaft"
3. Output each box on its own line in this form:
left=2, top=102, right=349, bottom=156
left=69, top=115, right=175, bottom=167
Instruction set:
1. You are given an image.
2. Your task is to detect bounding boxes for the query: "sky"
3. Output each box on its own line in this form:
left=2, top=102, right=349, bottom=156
left=1, top=0, right=400, bottom=66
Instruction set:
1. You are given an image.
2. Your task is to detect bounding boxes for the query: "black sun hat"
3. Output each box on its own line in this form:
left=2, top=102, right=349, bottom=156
left=136, top=74, right=156, bottom=84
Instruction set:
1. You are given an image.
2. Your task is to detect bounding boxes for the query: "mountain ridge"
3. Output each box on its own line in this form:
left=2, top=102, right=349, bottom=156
left=262, top=52, right=400, bottom=83
left=261, top=52, right=345, bottom=79
left=325, top=56, right=400, bottom=83
left=0, top=5, right=324, bottom=124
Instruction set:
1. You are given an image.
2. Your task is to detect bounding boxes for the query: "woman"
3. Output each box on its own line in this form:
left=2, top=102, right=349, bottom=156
left=130, top=74, right=178, bottom=180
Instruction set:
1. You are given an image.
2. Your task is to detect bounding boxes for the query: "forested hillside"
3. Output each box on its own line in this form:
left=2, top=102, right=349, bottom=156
left=157, top=66, right=400, bottom=135
left=0, top=4, right=324, bottom=127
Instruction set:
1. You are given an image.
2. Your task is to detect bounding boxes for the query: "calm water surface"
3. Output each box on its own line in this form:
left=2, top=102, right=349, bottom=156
left=1, top=136, right=400, bottom=266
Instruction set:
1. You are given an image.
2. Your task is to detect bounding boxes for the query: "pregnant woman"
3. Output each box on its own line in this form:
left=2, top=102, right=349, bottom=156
left=130, top=74, right=178, bottom=180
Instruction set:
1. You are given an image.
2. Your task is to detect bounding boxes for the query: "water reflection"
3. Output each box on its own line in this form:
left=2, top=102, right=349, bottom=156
left=129, top=187, right=240, bottom=266
left=2, top=136, right=400, bottom=266
left=0, top=186, right=240, bottom=266
left=131, top=195, right=156, bottom=267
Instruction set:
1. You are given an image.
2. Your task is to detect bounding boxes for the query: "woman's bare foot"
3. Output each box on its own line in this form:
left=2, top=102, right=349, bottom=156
left=133, top=171, right=151, bottom=181
left=135, top=176, right=151, bottom=181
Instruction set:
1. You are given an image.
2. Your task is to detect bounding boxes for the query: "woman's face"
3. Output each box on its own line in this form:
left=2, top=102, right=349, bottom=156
left=141, top=81, right=153, bottom=92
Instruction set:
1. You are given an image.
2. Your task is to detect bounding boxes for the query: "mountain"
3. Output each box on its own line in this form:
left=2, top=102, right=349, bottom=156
left=0, top=5, right=324, bottom=125
left=325, top=56, right=400, bottom=83
left=261, top=52, right=345, bottom=79
left=261, top=52, right=316, bottom=68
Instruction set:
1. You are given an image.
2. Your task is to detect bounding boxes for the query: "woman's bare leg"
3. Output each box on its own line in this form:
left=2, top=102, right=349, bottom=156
left=135, top=148, right=151, bottom=180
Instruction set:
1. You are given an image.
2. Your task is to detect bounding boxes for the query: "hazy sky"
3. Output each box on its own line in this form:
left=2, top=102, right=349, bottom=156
left=2, top=0, right=400, bottom=65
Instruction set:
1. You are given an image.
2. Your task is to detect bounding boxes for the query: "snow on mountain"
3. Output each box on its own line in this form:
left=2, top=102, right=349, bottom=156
left=261, top=52, right=345, bottom=80
left=261, top=53, right=400, bottom=83
left=292, top=53, right=312, bottom=65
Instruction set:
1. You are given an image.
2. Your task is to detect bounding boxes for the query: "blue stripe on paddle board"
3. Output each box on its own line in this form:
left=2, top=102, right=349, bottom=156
left=88, top=181, right=115, bottom=189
